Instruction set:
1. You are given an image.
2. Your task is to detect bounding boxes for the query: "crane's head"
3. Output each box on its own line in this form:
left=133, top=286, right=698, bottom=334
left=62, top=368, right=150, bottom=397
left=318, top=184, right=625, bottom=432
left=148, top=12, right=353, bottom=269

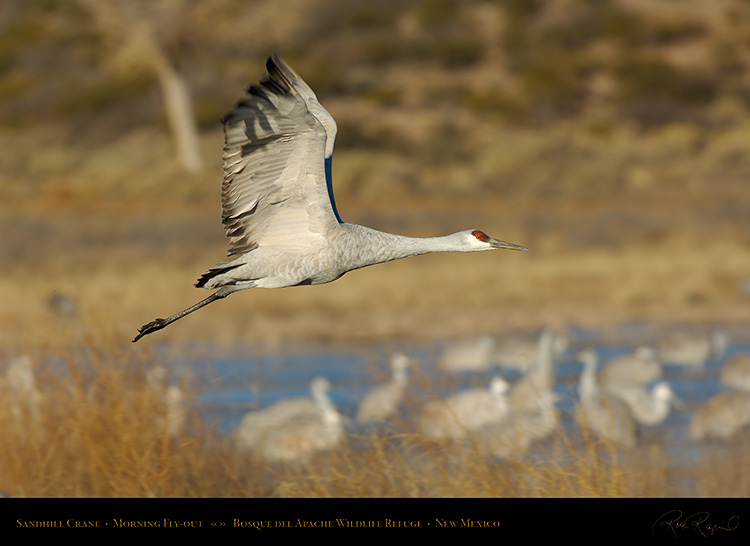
left=467, top=230, right=529, bottom=252
left=577, top=348, right=598, bottom=368
left=653, top=382, right=685, bottom=409
left=489, top=376, right=510, bottom=397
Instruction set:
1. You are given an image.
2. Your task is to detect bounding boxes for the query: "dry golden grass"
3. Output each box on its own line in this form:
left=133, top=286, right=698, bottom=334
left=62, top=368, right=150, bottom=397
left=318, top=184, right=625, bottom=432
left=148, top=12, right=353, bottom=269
left=2, top=332, right=749, bottom=498
left=0, top=341, right=248, bottom=497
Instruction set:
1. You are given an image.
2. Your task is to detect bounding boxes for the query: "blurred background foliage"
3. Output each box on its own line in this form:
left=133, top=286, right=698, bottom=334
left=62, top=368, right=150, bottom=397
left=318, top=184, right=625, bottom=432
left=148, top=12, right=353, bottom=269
left=3, top=0, right=750, bottom=199
left=1, top=0, right=749, bottom=343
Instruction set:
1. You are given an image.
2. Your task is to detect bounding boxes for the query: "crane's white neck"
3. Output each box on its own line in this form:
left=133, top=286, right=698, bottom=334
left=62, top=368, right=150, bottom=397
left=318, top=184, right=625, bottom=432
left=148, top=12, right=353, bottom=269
left=712, top=330, right=728, bottom=357
left=649, top=397, right=670, bottom=422
left=489, top=380, right=510, bottom=421
left=393, top=368, right=408, bottom=388
left=310, top=379, right=335, bottom=414
left=533, top=332, right=556, bottom=372
left=342, top=226, right=490, bottom=271
left=579, top=350, right=599, bottom=400
left=390, top=354, right=410, bottom=386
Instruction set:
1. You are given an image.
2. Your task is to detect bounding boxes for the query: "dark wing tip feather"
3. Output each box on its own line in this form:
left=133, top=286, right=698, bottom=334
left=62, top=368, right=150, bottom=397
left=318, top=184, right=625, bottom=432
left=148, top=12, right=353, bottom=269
left=247, top=85, right=271, bottom=100
left=221, top=55, right=299, bottom=125
left=260, top=54, right=296, bottom=95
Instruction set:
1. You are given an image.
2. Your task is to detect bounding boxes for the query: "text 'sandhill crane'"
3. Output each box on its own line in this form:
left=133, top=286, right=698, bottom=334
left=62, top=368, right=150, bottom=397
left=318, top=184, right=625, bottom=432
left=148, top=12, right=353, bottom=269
left=133, top=55, right=527, bottom=342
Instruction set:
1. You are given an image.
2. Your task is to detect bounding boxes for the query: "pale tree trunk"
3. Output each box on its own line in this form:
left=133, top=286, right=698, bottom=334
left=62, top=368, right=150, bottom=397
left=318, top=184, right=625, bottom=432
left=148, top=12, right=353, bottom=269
left=151, top=51, right=204, bottom=174
left=78, top=0, right=204, bottom=174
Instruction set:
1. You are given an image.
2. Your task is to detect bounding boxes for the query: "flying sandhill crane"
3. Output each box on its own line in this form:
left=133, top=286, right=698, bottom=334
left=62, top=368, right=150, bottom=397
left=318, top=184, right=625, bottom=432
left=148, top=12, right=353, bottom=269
left=356, top=353, right=410, bottom=425
left=234, top=376, right=344, bottom=462
left=607, top=381, right=683, bottom=427
left=418, top=377, right=510, bottom=441
left=597, top=346, right=662, bottom=390
left=576, top=348, right=637, bottom=448
left=719, top=353, right=750, bottom=392
left=132, top=55, right=528, bottom=342
left=657, top=330, right=728, bottom=371
left=689, top=390, right=750, bottom=442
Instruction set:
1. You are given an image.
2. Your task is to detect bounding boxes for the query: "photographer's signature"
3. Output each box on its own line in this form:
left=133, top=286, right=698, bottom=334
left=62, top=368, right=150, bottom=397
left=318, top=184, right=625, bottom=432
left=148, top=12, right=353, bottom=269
left=652, top=510, right=739, bottom=538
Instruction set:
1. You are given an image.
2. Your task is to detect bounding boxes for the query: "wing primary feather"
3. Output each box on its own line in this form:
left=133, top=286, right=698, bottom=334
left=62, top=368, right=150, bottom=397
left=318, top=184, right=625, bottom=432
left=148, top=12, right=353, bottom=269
left=215, top=54, right=341, bottom=259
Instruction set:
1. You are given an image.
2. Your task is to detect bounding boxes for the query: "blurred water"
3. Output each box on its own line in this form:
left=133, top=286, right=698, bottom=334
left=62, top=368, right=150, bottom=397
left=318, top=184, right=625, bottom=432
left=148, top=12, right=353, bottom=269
left=173, top=326, right=750, bottom=492
left=175, top=328, right=747, bottom=422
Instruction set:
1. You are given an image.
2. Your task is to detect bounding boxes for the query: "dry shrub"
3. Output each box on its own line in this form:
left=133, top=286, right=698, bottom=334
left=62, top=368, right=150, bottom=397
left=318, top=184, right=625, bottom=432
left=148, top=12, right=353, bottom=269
left=0, top=339, right=266, bottom=497
left=0, top=339, right=746, bottom=498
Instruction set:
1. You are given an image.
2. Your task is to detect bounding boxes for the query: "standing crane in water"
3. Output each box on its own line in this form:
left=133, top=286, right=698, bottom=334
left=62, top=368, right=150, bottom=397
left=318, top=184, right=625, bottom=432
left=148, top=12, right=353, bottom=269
left=133, top=55, right=528, bottom=342
left=576, top=348, right=638, bottom=448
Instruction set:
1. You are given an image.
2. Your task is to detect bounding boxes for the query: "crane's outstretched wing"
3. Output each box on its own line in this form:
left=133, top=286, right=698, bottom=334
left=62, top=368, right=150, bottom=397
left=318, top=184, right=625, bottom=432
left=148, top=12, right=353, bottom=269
left=218, top=54, right=340, bottom=260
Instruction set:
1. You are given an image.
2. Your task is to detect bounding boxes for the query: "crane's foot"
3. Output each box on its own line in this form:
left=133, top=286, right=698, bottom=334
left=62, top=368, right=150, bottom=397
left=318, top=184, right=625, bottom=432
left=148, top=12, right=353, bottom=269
left=132, top=318, right=168, bottom=343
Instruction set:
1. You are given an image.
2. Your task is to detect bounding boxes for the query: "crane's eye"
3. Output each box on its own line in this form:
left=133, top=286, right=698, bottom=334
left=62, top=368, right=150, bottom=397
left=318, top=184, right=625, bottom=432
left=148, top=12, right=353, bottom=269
left=472, top=230, right=490, bottom=242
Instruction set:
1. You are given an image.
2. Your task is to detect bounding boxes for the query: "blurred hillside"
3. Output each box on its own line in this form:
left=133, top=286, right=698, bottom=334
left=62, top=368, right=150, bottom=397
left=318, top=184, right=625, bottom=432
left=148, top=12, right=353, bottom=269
left=3, top=0, right=750, bottom=199
left=2, top=0, right=750, bottom=344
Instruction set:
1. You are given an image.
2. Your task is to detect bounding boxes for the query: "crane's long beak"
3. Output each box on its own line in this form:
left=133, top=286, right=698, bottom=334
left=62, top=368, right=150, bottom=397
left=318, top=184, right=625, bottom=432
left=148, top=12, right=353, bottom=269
left=490, top=238, right=529, bottom=252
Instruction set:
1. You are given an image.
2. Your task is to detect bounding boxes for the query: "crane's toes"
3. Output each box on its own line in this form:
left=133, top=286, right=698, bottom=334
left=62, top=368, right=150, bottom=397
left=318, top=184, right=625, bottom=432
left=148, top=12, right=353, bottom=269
left=132, top=318, right=167, bottom=343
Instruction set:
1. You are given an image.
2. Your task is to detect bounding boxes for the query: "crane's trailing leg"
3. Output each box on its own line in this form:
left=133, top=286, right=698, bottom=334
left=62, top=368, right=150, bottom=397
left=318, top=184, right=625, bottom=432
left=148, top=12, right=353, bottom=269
left=133, top=286, right=238, bottom=342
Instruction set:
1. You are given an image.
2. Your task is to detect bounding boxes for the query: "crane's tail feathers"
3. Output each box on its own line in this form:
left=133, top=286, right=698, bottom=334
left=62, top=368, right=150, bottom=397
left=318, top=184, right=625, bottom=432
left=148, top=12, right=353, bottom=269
left=195, top=262, right=244, bottom=289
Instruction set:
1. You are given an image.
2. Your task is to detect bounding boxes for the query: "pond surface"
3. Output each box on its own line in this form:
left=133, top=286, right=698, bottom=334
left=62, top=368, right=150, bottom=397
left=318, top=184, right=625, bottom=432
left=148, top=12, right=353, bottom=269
left=170, top=324, right=750, bottom=466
